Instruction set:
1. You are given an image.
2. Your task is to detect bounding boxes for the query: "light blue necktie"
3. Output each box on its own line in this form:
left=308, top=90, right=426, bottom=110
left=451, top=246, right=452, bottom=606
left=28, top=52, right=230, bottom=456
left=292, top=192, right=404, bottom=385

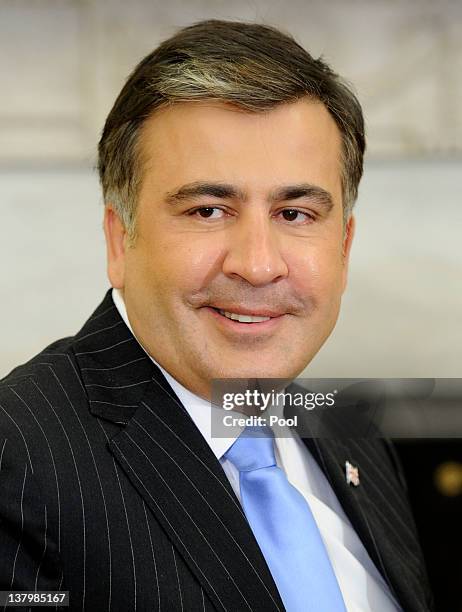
left=224, top=425, right=347, bottom=612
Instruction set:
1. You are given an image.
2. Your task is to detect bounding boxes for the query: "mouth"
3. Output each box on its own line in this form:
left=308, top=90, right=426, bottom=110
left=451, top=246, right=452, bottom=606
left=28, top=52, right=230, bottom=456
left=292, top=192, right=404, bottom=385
left=216, top=309, right=271, bottom=323
left=204, top=306, right=286, bottom=333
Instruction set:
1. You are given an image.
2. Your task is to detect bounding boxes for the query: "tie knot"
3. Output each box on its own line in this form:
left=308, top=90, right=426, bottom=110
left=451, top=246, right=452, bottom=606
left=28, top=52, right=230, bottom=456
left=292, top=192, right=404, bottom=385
left=224, top=426, right=276, bottom=472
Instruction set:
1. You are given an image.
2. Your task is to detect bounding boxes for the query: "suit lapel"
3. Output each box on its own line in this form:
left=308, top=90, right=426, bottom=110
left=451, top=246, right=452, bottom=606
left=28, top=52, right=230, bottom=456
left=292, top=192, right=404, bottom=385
left=74, top=290, right=284, bottom=612
left=285, top=395, right=432, bottom=612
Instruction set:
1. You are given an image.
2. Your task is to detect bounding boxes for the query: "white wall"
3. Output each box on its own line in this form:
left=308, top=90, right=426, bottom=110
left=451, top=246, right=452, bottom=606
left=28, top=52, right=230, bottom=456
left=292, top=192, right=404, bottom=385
left=1, top=0, right=461, bottom=377
left=1, top=160, right=460, bottom=378
left=306, top=159, right=462, bottom=378
left=1, top=1, right=461, bottom=163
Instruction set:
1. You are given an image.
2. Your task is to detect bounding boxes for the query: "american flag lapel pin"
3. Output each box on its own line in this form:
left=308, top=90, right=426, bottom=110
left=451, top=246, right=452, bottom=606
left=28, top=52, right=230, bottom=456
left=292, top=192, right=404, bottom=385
left=345, top=461, right=360, bottom=486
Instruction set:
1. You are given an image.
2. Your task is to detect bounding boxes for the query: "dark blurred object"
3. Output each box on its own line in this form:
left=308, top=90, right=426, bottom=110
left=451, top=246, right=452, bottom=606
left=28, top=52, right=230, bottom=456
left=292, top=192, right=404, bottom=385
left=393, top=439, right=462, bottom=612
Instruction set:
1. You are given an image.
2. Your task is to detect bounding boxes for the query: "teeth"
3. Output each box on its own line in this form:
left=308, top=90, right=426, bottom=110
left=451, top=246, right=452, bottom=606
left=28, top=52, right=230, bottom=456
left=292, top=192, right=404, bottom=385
left=219, top=310, right=271, bottom=323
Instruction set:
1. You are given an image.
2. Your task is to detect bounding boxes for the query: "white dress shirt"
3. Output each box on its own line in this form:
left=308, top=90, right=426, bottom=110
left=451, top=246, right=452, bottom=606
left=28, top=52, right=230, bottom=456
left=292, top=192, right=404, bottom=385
left=112, top=288, right=401, bottom=612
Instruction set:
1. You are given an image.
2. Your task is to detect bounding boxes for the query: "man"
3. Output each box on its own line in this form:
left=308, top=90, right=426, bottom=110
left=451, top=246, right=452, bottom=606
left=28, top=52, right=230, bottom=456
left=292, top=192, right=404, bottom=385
left=0, top=20, right=433, bottom=612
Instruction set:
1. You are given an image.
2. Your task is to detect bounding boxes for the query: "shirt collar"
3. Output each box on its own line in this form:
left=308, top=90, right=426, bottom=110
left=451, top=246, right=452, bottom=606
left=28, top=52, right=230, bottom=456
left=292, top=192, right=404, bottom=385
left=111, top=288, right=237, bottom=459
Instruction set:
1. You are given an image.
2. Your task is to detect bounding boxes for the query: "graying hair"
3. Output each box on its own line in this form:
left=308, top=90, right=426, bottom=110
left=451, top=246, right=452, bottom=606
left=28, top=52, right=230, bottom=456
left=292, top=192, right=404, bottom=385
left=98, top=20, right=365, bottom=242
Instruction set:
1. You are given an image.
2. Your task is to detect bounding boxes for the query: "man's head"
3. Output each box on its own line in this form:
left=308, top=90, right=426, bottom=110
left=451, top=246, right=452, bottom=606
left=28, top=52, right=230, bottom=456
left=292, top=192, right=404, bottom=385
left=100, top=20, right=365, bottom=398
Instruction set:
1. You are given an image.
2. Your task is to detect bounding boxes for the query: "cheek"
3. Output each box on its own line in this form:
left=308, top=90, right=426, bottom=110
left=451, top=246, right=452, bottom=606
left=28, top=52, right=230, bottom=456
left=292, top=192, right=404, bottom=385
left=185, top=248, right=222, bottom=288
left=288, top=241, right=345, bottom=302
left=145, top=235, right=223, bottom=293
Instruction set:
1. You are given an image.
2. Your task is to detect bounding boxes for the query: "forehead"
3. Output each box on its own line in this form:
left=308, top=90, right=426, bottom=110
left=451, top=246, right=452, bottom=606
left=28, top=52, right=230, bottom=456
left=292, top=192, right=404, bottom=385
left=137, top=99, right=343, bottom=203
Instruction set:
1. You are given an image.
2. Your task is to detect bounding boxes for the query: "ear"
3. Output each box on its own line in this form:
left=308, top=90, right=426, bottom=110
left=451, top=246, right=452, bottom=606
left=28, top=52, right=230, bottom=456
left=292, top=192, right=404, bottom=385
left=103, top=205, right=127, bottom=289
left=341, top=214, right=355, bottom=293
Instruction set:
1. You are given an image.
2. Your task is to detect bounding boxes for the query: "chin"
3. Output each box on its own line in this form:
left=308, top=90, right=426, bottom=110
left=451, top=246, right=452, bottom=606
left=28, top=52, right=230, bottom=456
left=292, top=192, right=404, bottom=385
left=213, top=360, right=301, bottom=382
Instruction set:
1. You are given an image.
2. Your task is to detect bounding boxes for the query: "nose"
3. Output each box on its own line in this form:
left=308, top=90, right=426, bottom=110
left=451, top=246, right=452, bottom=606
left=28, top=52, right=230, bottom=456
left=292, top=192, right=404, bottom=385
left=222, top=211, right=289, bottom=286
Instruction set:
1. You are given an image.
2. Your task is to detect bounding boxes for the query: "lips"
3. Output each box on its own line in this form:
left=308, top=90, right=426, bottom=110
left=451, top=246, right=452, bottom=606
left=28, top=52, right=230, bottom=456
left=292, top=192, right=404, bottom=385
left=204, top=306, right=286, bottom=333
left=218, top=309, right=271, bottom=323
left=208, top=306, right=285, bottom=318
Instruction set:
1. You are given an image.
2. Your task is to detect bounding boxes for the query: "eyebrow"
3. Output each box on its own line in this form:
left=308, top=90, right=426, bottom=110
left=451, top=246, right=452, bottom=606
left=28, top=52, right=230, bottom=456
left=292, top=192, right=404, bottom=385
left=164, top=181, right=334, bottom=212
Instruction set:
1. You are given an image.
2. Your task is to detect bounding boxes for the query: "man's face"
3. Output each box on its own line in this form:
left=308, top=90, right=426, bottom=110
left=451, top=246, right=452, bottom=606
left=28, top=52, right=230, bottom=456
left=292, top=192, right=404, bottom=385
left=105, top=99, right=354, bottom=399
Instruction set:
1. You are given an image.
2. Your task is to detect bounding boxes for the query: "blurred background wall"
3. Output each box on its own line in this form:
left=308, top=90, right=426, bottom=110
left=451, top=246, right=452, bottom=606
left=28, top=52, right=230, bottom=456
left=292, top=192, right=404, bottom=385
left=1, top=0, right=461, bottom=379
left=1, top=0, right=461, bottom=380
left=1, top=2, right=461, bottom=609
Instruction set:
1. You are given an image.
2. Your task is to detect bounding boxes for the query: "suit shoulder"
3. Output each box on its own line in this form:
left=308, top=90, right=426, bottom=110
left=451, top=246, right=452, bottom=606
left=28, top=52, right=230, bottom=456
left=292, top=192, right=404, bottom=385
left=0, top=335, right=76, bottom=388
left=0, top=335, right=85, bottom=433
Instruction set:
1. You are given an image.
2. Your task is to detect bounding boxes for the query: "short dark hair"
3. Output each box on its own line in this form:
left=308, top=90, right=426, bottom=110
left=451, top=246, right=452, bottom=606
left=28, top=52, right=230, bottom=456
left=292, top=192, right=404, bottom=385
left=98, top=19, right=365, bottom=241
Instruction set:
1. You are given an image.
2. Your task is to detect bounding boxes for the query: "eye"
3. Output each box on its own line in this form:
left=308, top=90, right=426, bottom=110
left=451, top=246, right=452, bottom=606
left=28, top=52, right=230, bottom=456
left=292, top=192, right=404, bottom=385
left=189, top=207, right=226, bottom=219
left=277, top=209, right=314, bottom=224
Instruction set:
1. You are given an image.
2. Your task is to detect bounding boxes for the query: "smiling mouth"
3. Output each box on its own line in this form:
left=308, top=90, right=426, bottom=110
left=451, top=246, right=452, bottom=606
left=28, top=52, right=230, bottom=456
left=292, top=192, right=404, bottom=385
left=207, top=306, right=286, bottom=325
left=217, top=309, right=271, bottom=323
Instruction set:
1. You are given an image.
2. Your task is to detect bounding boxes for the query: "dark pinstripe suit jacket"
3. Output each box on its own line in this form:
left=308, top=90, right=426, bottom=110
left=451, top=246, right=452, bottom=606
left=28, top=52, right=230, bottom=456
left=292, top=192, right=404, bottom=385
left=0, top=290, right=433, bottom=612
